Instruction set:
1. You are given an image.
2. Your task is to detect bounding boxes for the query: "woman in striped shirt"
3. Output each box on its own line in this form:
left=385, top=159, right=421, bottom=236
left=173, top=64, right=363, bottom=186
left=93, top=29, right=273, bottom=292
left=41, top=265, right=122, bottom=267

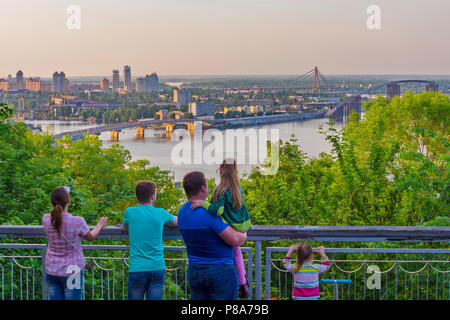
left=43, top=186, right=108, bottom=300
left=283, top=244, right=330, bottom=300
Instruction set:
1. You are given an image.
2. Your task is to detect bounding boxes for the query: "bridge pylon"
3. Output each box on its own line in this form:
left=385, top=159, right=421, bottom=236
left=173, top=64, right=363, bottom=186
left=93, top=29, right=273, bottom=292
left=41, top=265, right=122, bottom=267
left=135, top=126, right=145, bottom=139
left=162, top=123, right=176, bottom=139
left=110, top=130, right=121, bottom=141
left=185, top=122, right=195, bottom=136
left=296, top=66, right=331, bottom=93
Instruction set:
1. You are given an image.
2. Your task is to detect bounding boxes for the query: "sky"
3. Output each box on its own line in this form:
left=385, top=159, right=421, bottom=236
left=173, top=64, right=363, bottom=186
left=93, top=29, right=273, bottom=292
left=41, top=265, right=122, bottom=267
left=1, top=0, right=449, bottom=77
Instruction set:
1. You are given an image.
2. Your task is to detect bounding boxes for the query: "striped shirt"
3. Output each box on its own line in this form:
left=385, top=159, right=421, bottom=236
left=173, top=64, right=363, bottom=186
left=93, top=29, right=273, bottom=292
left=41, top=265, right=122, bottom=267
left=42, top=212, right=90, bottom=277
left=283, top=256, right=330, bottom=300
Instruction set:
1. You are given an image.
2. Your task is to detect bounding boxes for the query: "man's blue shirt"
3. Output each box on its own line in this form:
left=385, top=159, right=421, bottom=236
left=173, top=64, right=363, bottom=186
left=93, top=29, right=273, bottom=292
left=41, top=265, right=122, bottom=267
left=178, top=201, right=234, bottom=265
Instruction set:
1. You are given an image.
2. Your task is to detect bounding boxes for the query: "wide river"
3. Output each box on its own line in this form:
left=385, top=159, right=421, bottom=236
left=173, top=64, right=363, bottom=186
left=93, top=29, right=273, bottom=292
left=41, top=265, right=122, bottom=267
left=25, top=118, right=342, bottom=181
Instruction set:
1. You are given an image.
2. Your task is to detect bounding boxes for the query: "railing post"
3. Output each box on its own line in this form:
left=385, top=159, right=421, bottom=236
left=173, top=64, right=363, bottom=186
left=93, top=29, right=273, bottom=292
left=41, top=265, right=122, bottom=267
left=265, top=249, right=271, bottom=300
left=41, top=246, right=47, bottom=300
left=333, top=281, right=338, bottom=300
left=247, top=248, right=253, bottom=300
left=255, top=240, right=262, bottom=300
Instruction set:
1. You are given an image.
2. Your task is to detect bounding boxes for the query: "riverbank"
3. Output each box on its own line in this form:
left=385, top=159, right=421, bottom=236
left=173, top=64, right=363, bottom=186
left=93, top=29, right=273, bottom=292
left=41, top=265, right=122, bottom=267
left=217, top=111, right=327, bottom=129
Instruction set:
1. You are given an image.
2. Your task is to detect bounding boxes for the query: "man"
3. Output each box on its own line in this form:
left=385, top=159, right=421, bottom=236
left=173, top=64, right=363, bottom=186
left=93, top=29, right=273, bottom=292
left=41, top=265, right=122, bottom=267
left=123, top=180, right=177, bottom=300
left=178, top=171, right=247, bottom=300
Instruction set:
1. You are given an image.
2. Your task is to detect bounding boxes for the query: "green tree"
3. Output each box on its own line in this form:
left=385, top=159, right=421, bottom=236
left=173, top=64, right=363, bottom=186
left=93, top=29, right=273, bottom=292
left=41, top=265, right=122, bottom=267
left=0, top=103, right=14, bottom=119
left=243, top=91, right=449, bottom=226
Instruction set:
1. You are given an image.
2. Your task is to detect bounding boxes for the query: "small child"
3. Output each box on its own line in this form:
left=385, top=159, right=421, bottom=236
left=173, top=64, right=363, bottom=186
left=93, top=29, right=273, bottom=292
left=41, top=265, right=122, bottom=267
left=191, top=158, right=252, bottom=298
left=283, top=244, right=330, bottom=300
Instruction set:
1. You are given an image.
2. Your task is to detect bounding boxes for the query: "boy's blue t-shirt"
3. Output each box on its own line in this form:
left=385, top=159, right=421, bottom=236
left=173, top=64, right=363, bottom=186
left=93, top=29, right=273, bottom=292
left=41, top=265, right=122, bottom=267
left=123, top=205, right=174, bottom=272
left=178, top=202, right=234, bottom=265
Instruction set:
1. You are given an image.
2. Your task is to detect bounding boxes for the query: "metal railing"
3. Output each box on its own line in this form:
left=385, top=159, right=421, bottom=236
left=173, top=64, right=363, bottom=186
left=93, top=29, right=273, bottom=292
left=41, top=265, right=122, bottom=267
left=0, top=244, right=252, bottom=300
left=0, top=225, right=449, bottom=300
left=265, top=247, right=450, bottom=300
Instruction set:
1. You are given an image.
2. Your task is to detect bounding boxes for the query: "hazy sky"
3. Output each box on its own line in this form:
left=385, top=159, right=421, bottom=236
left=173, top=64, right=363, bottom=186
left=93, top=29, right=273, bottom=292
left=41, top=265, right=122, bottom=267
left=1, top=0, right=449, bottom=77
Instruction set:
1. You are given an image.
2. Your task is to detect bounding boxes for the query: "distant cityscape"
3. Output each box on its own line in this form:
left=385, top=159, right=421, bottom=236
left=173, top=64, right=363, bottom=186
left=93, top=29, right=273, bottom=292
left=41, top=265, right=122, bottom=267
left=1, top=66, right=449, bottom=124
left=0, top=66, right=159, bottom=94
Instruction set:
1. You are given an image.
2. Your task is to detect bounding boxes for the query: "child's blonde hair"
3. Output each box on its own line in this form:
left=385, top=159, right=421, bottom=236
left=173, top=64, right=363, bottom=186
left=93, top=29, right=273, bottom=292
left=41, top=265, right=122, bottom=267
left=212, top=158, right=242, bottom=209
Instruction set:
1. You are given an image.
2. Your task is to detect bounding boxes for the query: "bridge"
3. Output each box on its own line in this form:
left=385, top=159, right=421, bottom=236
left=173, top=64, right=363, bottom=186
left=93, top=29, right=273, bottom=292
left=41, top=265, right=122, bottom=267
left=326, top=80, right=450, bottom=122
left=52, top=113, right=326, bottom=141
left=53, top=118, right=224, bottom=141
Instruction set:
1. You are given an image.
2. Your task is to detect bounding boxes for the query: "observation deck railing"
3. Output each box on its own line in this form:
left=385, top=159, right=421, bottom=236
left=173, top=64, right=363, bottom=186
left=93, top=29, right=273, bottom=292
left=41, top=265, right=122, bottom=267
left=0, top=225, right=449, bottom=300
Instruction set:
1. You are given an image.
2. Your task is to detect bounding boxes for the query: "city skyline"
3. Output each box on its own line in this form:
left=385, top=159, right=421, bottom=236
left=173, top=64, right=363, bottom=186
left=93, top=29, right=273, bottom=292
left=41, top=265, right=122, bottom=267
left=2, top=66, right=450, bottom=86
left=1, top=0, right=450, bottom=76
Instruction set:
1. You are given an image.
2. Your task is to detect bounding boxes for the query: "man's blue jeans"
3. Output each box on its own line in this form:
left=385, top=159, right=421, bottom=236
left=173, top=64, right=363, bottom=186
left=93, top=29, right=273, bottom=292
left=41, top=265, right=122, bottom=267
left=128, top=270, right=165, bottom=300
left=188, top=263, right=238, bottom=300
left=46, top=270, right=84, bottom=300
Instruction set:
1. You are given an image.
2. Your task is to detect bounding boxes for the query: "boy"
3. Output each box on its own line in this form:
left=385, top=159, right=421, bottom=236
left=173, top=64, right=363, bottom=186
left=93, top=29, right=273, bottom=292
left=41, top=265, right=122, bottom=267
left=123, top=180, right=177, bottom=300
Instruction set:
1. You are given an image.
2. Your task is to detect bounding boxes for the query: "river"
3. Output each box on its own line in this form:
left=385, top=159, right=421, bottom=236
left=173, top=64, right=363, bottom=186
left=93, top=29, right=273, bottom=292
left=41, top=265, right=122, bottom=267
left=25, top=118, right=342, bottom=181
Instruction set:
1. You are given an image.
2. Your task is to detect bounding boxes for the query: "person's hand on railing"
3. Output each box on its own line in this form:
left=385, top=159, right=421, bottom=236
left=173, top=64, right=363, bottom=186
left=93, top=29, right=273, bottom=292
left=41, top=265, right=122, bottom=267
left=286, top=244, right=299, bottom=258
left=83, top=217, right=108, bottom=242
left=316, top=246, right=326, bottom=258
left=97, top=217, right=108, bottom=229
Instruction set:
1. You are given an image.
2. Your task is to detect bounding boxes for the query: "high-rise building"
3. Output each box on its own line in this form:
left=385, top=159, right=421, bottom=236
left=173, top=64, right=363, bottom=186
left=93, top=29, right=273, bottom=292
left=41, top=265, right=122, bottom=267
left=173, top=88, right=192, bottom=106
left=26, top=78, right=44, bottom=91
left=136, top=77, right=145, bottom=92
left=0, top=79, right=9, bottom=91
left=144, top=73, right=159, bottom=92
left=62, top=76, right=70, bottom=93
left=112, top=70, right=119, bottom=91
left=16, top=70, right=24, bottom=90
left=100, top=78, right=110, bottom=91
left=134, top=73, right=159, bottom=92
left=188, top=102, right=216, bottom=116
left=52, top=72, right=69, bottom=93
left=52, top=72, right=60, bottom=93
left=123, top=66, right=131, bottom=91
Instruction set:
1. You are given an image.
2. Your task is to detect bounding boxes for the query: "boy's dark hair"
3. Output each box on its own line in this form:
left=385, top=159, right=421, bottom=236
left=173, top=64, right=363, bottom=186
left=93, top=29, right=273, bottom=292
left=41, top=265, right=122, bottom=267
left=183, top=171, right=206, bottom=198
left=136, top=181, right=157, bottom=204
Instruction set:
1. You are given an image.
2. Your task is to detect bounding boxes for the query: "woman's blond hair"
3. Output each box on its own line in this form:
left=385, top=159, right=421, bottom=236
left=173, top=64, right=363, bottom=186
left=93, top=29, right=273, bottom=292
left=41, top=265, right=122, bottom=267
left=212, top=158, right=242, bottom=209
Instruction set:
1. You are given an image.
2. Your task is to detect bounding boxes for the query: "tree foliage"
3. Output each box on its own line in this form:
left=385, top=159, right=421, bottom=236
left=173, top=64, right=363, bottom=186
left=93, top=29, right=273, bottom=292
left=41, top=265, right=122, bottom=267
left=0, top=102, right=14, bottom=120
left=242, top=91, right=449, bottom=226
left=0, top=121, right=182, bottom=226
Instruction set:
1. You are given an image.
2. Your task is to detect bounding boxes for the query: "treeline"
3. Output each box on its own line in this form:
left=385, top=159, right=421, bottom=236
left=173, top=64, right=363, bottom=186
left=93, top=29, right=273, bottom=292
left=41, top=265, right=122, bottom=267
left=56, top=104, right=190, bottom=123
left=80, top=104, right=175, bottom=123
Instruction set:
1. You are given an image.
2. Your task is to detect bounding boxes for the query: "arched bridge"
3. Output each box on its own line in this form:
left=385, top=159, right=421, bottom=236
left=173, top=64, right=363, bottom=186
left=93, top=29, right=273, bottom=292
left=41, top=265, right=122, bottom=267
left=53, top=118, right=226, bottom=141
left=52, top=113, right=311, bottom=141
left=326, top=80, right=449, bottom=121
